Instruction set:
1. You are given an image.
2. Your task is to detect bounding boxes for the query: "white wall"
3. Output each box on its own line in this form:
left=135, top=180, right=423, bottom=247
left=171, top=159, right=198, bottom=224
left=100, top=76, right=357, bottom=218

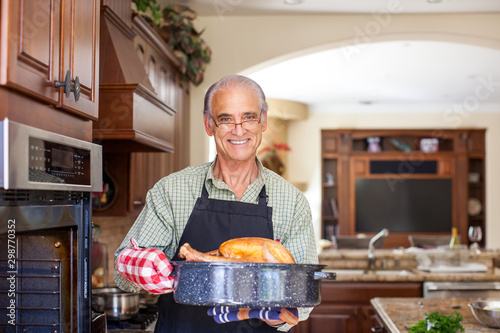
left=189, top=13, right=500, bottom=248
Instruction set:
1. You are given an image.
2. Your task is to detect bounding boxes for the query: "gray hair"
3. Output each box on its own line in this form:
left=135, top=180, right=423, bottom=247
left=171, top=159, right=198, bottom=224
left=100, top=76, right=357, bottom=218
left=203, top=75, right=268, bottom=122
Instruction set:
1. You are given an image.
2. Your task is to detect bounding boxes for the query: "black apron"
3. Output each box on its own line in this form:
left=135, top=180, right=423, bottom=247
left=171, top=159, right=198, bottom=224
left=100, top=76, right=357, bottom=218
left=155, top=183, right=286, bottom=333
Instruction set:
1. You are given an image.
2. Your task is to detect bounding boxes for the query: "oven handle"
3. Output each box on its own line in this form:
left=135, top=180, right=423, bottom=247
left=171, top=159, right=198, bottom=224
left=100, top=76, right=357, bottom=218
left=427, top=285, right=500, bottom=291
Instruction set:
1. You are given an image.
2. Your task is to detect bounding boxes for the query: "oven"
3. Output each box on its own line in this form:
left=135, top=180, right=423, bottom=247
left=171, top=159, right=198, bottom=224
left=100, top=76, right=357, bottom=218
left=0, top=119, right=102, bottom=332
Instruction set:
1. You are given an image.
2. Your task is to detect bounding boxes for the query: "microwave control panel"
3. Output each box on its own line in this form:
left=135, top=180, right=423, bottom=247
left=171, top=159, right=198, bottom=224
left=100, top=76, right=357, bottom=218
left=28, top=137, right=91, bottom=186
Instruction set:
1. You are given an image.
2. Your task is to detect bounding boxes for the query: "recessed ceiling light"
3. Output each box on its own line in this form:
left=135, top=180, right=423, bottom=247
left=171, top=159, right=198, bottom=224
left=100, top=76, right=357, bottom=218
left=427, top=0, right=444, bottom=3
left=284, top=0, right=303, bottom=5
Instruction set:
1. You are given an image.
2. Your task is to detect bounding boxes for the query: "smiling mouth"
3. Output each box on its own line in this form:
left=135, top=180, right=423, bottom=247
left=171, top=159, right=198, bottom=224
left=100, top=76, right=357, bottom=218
left=229, top=139, right=249, bottom=145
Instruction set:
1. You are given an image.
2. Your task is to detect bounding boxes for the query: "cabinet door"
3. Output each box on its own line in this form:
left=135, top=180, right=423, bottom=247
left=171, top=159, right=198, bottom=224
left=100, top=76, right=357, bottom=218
left=0, top=0, right=98, bottom=120
left=59, top=0, right=99, bottom=119
left=292, top=304, right=359, bottom=333
left=369, top=310, right=389, bottom=333
left=0, top=0, right=61, bottom=105
left=129, top=152, right=174, bottom=212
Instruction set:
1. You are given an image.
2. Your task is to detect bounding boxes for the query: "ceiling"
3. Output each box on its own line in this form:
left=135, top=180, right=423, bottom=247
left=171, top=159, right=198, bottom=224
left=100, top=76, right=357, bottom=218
left=160, top=0, right=500, bottom=110
left=161, top=0, right=500, bottom=16
left=248, top=41, right=500, bottom=109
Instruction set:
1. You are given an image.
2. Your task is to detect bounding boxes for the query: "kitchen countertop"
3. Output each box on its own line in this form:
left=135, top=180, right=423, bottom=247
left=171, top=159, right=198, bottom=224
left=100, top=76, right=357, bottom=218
left=371, top=297, right=499, bottom=332
left=322, top=268, right=500, bottom=282
left=319, top=248, right=499, bottom=262
left=319, top=249, right=500, bottom=282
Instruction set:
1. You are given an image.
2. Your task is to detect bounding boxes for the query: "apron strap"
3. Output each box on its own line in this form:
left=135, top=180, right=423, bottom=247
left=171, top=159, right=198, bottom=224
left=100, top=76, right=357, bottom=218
left=202, top=181, right=269, bottom=208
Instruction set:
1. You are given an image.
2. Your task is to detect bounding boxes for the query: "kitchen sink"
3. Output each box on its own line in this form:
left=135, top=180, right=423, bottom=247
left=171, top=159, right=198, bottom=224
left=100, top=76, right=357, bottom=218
left=372, top=269, right=414, bottom=275
left=325, top=269, right=414, bottom=275
left=328, top=269, right=366, bottom=275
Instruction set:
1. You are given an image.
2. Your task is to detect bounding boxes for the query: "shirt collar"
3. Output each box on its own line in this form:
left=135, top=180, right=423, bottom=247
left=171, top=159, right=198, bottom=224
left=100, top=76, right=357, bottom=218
left=205, top=156, right=266, bottom=192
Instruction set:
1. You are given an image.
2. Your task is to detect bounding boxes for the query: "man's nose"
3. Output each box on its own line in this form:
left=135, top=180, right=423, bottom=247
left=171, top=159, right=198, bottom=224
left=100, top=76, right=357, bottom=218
left=232, top=122, right=246, bottom=135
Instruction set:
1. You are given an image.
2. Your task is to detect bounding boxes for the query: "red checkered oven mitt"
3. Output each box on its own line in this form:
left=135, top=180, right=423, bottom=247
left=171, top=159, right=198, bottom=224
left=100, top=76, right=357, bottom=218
left=116, top=238, right=175, bottom=294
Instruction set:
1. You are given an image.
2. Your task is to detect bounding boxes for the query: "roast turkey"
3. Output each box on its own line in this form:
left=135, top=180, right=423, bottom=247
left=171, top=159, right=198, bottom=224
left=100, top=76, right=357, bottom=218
left=178, top=237, right=295, bottom=264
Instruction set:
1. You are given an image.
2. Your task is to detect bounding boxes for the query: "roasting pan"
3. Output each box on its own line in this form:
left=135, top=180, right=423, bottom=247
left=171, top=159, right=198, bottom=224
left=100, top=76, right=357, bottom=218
left=170, top=261, right=336, bottom=307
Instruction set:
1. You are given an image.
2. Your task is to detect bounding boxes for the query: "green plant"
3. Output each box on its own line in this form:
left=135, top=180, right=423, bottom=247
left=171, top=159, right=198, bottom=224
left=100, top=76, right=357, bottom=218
left=159, top=4, right=211, bottom=86
left=409, top=311, right=464, bottom=333
left=133, top=2, right=212, bottom=86
left=132, top=0, right=162, bottom=24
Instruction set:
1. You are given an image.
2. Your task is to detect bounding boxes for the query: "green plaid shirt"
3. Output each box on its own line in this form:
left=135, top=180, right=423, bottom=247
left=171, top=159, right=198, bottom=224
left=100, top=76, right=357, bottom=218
left=114, top=157, right=318, bottom=331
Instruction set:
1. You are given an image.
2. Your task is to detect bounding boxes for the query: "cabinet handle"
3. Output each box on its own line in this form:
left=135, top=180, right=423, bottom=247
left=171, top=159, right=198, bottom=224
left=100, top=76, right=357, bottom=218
left=54, top=70, right=72, bottom=98
left=72, top=76, right=80, bottom=102
left=54, top=71, right=80, bottom=101
left=371, top=327, right=382, bottom=332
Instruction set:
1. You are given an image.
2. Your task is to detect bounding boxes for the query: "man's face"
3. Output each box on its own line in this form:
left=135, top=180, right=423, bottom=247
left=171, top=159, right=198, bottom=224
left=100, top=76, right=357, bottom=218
left=204, top=86, right=267, bottom=164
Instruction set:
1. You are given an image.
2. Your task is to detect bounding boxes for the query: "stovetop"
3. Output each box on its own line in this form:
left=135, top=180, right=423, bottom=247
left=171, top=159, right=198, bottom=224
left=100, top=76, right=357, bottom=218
left=107, top=304, right=158, bottom=332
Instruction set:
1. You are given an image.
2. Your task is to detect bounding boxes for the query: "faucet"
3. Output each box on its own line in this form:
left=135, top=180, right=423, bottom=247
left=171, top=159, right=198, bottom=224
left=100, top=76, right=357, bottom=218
left=367, top=228, right=389, bottom=270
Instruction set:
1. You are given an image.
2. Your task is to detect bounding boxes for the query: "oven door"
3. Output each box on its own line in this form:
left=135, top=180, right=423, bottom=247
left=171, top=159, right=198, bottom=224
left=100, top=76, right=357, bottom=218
left=0, top=200, right=89, bottom=332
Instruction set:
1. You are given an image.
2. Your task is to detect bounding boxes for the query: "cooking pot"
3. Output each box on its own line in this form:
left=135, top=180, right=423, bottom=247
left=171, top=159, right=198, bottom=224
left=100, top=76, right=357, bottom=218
left=92, top=287, right=140, bottom=320
left=171, top=262, right=336, bottom=307
left=140, top=290, right=160, bottom=305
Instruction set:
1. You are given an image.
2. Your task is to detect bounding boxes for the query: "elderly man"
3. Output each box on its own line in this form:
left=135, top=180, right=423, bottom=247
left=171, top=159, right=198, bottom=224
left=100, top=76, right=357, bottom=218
left=115, top=74, right=318, bottom=332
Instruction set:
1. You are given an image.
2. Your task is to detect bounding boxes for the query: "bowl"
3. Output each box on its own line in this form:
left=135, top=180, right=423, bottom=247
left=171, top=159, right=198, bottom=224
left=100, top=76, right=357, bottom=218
left=468, top=300, right=500, bottom=328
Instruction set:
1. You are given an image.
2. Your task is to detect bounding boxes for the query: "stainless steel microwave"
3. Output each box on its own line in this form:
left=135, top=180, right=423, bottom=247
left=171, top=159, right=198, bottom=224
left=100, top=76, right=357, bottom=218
left=0, top=118, right=102, bottom=192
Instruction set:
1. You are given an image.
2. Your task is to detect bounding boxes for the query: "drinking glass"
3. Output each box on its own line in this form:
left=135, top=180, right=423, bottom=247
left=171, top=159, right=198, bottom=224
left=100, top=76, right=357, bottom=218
left=468, top=226, right=483, bottom=253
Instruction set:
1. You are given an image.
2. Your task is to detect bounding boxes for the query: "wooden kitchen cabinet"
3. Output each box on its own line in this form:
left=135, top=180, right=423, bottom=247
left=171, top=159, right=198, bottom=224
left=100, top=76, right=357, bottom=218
left=94, top=7, right=184, bottom=153
left=465, top=131, right=486, bottom=248
left=0, top=0, right=99, bottom=121
left=291, top=282, right=421, bottom=333
left=321, top=129, right=486, bottom=248
left=92, top=5, right=191, bottom=216
left=93, top=79, right=190, bottom=216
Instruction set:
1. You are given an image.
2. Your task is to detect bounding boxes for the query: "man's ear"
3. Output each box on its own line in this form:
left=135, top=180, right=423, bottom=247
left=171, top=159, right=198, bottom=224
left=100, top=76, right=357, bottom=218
left=204, top=116, right=214, bottom=136
left=261, top=112, right=268, bottom=132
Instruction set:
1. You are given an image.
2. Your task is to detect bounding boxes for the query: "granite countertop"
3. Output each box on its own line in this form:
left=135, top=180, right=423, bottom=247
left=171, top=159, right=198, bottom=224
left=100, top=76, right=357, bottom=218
left=319, top=249, right=500, bottom=261
left=322, top=268, right=500, bottom=282
left=319, top=249, right=500, bottom=282
left=371, top=297, right=499, bottom=333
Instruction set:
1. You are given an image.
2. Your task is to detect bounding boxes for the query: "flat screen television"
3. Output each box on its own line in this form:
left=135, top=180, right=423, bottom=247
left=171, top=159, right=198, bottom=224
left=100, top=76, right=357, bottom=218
left=355, top=178, right=452, bottom=233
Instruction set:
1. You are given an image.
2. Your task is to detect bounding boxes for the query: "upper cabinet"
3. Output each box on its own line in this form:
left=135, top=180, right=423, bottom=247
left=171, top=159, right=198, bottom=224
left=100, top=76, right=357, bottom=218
left=0, top=0, right=100, bottom=121
left=94, top=5, right=184, bottom=153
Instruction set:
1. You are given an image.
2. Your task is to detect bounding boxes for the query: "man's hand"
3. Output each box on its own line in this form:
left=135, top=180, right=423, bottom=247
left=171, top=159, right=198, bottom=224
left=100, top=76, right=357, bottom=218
left=207, top=307, right=298, bottom=326
left=117, top=238, right=175, bottom=294
left=262, top=318, right=286, bottom=326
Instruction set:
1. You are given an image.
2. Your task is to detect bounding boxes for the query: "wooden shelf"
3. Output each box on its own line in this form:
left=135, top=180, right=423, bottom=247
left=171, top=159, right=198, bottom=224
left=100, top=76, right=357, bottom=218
left=321, top=129, right=486, bottom=248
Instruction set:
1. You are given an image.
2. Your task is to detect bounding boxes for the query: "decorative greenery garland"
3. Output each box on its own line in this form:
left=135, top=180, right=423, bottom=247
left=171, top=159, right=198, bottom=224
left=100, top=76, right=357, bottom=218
left=132, top=0, right=212, bottom=86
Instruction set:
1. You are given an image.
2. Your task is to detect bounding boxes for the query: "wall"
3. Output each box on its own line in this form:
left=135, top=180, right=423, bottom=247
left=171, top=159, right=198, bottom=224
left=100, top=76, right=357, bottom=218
left=189, top=13, right=500, bottom=248
left=93, top=216, right=137, bottom=286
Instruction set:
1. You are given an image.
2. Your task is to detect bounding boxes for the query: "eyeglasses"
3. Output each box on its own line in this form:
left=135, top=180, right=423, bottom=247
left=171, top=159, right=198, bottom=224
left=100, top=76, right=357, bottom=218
left=212, top=116, right=261, bottom=132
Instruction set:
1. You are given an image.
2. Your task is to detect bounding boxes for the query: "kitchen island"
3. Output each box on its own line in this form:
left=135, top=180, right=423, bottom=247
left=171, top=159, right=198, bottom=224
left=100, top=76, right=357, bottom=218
left=371, top=297, right=499, bottom=333
left=289, top=249, right=500, bottom=333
